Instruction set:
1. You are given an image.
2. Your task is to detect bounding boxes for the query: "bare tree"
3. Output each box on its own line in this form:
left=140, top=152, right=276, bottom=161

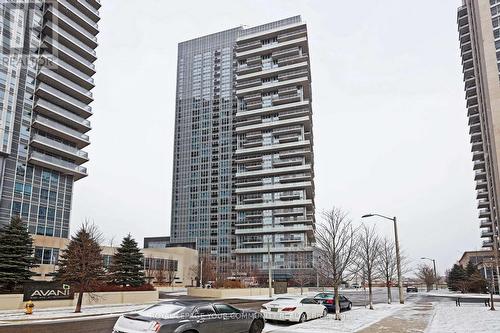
left=55, top=222, right=105, bottom=313
left=315, top=207, right=358, bottom=320
left=293, top=249, right=312, bottom=295
left=357, top=224, right=381, bottom=310
left=415, top=264, right=434, bottom=292
left=377, top=237, right=397, bottom=304
left=188, top=264, right=199, bottom=287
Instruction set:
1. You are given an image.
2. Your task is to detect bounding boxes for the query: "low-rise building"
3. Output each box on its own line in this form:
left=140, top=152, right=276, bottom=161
left=32, top=236, right=198, bottom=287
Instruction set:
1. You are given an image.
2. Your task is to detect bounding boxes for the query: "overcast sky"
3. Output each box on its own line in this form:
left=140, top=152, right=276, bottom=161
left=71, top=0, right=475, bottom=275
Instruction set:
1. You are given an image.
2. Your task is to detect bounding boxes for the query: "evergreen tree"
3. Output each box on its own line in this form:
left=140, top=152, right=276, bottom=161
left=56, top=223, right=105, bottom=313
left=0, top=216, right=36, bottom=292
left=109, top=234, right=145, bottom=287
left=446, top=264, right=467, bottom=291
left=465, top=261, right=476, bottom=277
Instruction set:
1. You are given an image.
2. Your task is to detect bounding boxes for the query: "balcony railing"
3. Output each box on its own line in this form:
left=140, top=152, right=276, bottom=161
left=36, top=99, right=91, bottom=127
left=42, top=52, right=94, bottom=85
left=46, top=7, right=97, bottom=43
left=34, top=115, right=89, bottom=141
left=30, top=151, right=87, bottom=174
left=44, top=21, right=96, bottom=57
left=32, top=134, right=88, bottom=159
left=56, top=0, right=99, bottom=31
left=37, top=82, right=92, bottom=114
left=43, top=37, right=95, bottom=71
left=39, top=67, right=92, bottom=98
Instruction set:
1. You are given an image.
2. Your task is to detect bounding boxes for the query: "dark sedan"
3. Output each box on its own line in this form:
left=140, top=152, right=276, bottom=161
left=112, top=300, right=265, bottom=333
left=314, top=292, right=352, bottom=312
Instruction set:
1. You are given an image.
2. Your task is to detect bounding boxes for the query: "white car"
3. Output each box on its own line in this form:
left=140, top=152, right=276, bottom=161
left=261, top=296, right=328, bottom=323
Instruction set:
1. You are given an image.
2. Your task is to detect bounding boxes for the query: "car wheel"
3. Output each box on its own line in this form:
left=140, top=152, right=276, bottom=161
left=249, top=319, right=264, bottom=333
left=299, top=313, right=307, bottom=323
left=322, top=309, right=328, bottom=317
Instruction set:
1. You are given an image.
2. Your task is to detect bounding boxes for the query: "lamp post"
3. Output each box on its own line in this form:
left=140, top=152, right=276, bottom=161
left=267, top=240, right=273, bottom=298
left=421, top=257, right=438, bottom=290
left=362, top=213, right=404, bottom=304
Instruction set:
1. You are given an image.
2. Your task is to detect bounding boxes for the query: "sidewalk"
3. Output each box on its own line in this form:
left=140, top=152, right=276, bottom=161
left=357, top=299, right=434, bottom=333
left=0, top=302, right=155, bottom=324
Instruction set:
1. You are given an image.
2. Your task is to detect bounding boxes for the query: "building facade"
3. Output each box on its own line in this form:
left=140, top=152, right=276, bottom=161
left=33, top=240, right=199, bottom=287
left=170, top=16, right=315, bottom=279
left=458, top=0, right=500, bottom=288
left=0, top=1, right=99, bottom=246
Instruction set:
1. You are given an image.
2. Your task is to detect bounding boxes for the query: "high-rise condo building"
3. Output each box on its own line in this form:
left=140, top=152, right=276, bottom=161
left=0, top=0, right=99, bottom=266
left=171, top=16, right=315, bottom=279
left=457, top=0, right=500, bottom=285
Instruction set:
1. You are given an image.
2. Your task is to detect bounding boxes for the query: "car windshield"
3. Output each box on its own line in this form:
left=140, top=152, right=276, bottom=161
left=140, top=304, right=187, bottom=318
left=274, top=297, right=295, bottom=302
left=315, top=293, right=334, bottom=299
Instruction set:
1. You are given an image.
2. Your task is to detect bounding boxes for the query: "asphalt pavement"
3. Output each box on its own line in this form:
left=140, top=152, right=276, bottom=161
left=0, top=288, right=420, bottom=333
left=0, top=299, right=267, bottom=333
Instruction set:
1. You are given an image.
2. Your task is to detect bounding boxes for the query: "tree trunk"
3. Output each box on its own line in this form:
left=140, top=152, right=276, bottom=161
left=368, top=279, right=374, bottom=310
left=300, top=284, right=303, bottom=295
left=75, top=287, right=84, bottom=313
left=334, top=285, right=341, bottom=320
left=386, top=283, right=392, bottom=304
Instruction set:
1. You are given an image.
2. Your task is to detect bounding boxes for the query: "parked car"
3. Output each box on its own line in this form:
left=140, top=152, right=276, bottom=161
left=113, top=300, right=264, bottom=333
left=261, top=296, right=327, bottom=323
left=314, top=292, right=352, bottom=312
left=351, top=283, right=360, bottom=289
left=406, top=286, right=418, bottom=293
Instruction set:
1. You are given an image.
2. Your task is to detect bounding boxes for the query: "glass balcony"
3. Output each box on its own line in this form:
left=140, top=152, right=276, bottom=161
left=33, top=115, right=90, bottom=148
left=43, top=37, right=95, bottom=74
left=35, top=98, right=91, bottom=131
left=44, top=21, right=96, bottom=60
left=36, top=82, right=92, bottom=117
left=46, top=7, right=97, bottom=45
left=29, top=151, right=87, bottom=180
left=31, top=134, right=88, bottom=162
left=39, top=67, right=93, bottom=103
left=55, top=0, right=99, bottom=32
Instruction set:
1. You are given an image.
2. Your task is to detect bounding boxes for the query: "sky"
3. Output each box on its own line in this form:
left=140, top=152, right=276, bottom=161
left=71, top=0, right=476, bottom=275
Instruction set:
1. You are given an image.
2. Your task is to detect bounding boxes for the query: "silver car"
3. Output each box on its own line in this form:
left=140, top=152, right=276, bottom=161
left=112, top=300, right=265, bottom=333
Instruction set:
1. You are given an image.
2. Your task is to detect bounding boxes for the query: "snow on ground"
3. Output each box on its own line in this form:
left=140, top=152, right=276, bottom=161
left=226, top=291, right=319, bottom=301
left=0, top=301, right=163, bottom=324
left=423, top=289, right=499, bottom=300
left=262, top=303, right=406, bottom=333
left=426, top=302, right=500, bottom=333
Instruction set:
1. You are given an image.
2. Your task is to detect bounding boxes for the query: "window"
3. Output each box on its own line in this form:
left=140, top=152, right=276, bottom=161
left=194, top=305, right=216, bottom=316
left=24, top=184, right=32, bottom=196
left=12, top=201, right=21, bottom=214
left=213, top=304, right=241, bottom=314
left=14, top=182, right=23, bottom=194
left=41, top=170, right=51, bottom=182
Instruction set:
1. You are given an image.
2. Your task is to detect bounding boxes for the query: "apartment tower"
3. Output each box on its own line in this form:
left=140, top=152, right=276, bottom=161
left=458, top=0, right=500, bottom=286
left=171, top=16, right=315, bottom=279
left=0, top=0, right=99, bottom=264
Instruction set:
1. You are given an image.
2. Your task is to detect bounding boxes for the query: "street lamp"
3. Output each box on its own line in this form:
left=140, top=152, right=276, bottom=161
left=362, top=213, right=404, bottom=304
left=421, top=257, right=438, bottom=290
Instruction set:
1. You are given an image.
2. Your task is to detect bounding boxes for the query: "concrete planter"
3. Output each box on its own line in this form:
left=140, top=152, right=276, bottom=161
left=0, top=290, right=159, bottom=310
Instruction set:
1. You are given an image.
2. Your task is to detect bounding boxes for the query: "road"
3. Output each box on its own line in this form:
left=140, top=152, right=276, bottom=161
left=339, top=287, right=417, bottom=306
left=0, top=299, right=267, bottom=333
left=0, top=288, right=419, bottom=333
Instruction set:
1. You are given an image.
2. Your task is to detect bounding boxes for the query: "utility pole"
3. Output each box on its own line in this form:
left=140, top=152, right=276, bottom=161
left=200, top=259, right=203, bottom=288
left=268, top=241, right=273, bottom=298
left=393, top=217, right=404, bottom=304
left=421, top=257, right=438, bottom=290
left=362, top=213, right=404, bottom=304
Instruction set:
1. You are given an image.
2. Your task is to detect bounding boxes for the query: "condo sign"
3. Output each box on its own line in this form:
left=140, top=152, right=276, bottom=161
left=23, top=282, right=74, bottom=301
